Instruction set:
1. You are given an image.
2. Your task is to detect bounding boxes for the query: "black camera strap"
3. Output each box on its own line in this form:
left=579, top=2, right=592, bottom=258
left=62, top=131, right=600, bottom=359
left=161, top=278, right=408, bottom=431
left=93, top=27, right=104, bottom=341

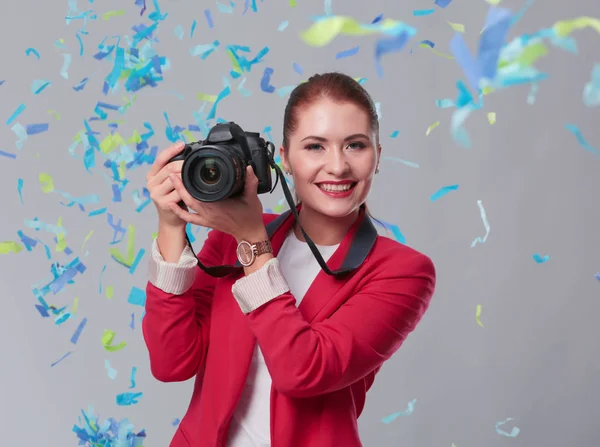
left=186, top=142, right=378, bottom=279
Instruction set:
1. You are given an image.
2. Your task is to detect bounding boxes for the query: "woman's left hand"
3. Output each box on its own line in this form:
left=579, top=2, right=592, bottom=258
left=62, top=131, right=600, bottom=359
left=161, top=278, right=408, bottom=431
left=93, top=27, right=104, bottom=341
left=168, top=165, right=266, bottom=242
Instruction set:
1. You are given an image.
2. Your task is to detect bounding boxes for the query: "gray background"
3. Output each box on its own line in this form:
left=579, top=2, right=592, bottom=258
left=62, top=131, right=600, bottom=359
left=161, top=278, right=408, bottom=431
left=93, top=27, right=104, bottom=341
left=1, top=0, right=599, bottom=446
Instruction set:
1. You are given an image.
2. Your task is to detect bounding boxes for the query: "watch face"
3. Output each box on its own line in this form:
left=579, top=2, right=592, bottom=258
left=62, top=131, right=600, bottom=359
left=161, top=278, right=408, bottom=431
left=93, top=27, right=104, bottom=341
left=237, top=242, right=254, bottom=265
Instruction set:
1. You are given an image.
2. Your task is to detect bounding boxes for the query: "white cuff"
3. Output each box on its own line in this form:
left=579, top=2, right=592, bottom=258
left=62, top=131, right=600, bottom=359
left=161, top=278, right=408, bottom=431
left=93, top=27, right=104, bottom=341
left=231, top=258, right=290, bottom=314
left=148, top=238, right=198, bottom=295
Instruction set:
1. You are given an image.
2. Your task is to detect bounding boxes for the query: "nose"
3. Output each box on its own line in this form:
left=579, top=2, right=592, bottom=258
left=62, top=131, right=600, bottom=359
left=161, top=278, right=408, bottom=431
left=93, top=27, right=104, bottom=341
left=325, top=149, right=351, bottom=177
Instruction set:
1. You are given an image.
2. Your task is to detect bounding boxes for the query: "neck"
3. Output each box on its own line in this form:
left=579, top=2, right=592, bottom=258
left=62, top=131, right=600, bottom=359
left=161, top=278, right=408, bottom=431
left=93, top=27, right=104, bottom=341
left=293, top=205, right=360, bottom=246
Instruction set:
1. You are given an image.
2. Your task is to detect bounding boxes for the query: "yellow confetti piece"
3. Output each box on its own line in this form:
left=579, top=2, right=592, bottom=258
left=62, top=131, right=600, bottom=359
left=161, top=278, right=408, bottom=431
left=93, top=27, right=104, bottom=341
left=499, top=42, right=548, bottom=69
left=485, top=0, right=502, bottom=4
left=102, top=329, right=127, bottom=352
left=103, top=9, right=126, bottom=20
left=476, top=304, right=485, bottom=327
left=118, top=160, right=126, bottom=181
left=196, top=92, right=218, bottom=102
left=56, top=233, right=67, bottom=252
left=482, top=86, right=495, bottom=95
left=289, top=0, right=296, bottom=6
left=225, top=48, right=243, bottom=74
left=553, top=16, right=600, bottom=37
left=448, top=21, right=465, bottom=33
left=151, top=231, right=158, bottom=240
left=426, top=121, right=440, bottom=135
left=47, top=110, right=61, bottom=120
left=419, top=43, right=454, bottom=60
left=300, top=16, right=373, bottom=47
left=100, top=133, right=126, bottom=154
left=81, top=230, right=94, bottom=250
left=106, top=286, right=114, bottom=299
left=72, top=297, right=79, bottom=315
left=39, top=172, right=54, bottom=193
left=0, top=241, right=23, bottom=254
left=487, top=112, right=496, bottom=124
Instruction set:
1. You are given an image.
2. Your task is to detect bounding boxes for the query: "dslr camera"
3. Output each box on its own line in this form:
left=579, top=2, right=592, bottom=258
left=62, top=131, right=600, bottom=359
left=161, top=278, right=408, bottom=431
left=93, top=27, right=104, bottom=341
left=168, top=122, right=275, bottom=202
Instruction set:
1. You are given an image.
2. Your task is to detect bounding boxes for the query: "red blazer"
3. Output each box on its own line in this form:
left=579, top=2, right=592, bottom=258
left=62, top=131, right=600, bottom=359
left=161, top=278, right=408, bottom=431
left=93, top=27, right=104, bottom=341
left=143, top=207, right=436, bottom=447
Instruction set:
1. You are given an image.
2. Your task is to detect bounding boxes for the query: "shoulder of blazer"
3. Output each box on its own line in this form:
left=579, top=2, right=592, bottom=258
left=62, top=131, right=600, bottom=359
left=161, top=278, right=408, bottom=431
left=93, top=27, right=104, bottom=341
left=368, top=235, right=436, bottom=279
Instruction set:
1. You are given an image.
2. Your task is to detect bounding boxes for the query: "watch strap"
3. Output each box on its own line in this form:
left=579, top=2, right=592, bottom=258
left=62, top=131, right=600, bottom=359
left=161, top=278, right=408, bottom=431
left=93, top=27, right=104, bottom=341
left=252, top=240, right=272, bottom=256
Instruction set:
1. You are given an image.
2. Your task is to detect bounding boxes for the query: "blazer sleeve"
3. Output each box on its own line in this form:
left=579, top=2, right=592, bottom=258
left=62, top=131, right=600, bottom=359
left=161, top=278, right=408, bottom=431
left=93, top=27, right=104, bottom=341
left=239, top=252, right=435, bottom=398
left=142, top=229, right=224, bottom=382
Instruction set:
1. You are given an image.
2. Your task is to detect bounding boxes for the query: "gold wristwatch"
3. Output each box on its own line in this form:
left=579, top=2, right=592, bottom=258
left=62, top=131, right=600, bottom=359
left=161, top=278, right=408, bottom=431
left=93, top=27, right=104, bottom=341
left=236, top=239, right=273, bottom=267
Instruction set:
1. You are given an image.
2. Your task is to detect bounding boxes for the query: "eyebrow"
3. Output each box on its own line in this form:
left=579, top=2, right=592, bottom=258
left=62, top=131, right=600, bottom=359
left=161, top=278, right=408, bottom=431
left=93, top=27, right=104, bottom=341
left=300, top=133, right=371, bottom=142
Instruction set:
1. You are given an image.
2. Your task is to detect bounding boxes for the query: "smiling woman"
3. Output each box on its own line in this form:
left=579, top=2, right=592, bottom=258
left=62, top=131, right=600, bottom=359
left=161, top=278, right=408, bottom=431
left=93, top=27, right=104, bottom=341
left=143, top=71, right=436, bottom=447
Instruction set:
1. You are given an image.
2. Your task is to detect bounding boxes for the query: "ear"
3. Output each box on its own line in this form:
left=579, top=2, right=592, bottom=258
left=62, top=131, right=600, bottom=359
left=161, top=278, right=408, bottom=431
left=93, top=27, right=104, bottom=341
left=279, top=145, right=289, bottom=171
left=376, top=144, right=382, bottom=170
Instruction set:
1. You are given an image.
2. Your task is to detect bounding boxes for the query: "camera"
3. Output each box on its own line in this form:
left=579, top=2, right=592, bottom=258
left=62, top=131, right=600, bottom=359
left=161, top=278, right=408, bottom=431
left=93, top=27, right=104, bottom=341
left=168, top=122, right=275, bottom=202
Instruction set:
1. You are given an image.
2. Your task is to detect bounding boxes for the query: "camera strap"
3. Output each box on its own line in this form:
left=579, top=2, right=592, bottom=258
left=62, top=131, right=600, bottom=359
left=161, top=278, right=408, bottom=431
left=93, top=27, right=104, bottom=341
left=187, top=143, right=378, bottom=279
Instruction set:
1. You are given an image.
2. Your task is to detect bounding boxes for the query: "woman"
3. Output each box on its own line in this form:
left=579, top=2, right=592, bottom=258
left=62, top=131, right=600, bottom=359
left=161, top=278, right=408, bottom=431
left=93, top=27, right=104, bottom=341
left=143, top=72, right=436, bottom=447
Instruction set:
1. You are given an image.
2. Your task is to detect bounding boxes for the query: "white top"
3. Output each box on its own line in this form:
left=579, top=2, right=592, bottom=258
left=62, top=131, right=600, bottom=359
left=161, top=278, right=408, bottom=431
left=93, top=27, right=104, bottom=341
left=148, top=228, right=339, bottom=447
left=226, top=230, right=339, bottom=447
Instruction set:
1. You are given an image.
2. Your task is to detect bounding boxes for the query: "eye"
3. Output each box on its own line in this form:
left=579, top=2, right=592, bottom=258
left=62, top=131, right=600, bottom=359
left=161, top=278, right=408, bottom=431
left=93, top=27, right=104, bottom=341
left=347, top=141, right=367, bottom=150
left=305, top=143, right=323, bottom=151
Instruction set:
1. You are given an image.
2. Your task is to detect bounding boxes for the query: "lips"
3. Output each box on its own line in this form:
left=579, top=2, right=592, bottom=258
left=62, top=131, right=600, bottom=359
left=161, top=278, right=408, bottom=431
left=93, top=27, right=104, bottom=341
left=316, top=182, right=357, bottom=193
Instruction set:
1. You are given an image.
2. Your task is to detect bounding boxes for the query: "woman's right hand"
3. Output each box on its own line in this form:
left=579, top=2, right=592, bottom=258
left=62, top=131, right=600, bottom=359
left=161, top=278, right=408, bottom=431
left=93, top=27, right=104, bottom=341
left=147, top=142, right=187, bottom=229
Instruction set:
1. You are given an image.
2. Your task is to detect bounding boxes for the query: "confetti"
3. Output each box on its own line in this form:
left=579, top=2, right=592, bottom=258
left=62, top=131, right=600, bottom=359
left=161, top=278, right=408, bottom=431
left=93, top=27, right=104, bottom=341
left=335, top=46, right=360, bottom=59
left=278, top=20, right=289, bottom=31
left=102, top=9, right=126, bottom=20
left=382, top=398, right=416, bottom=423
left=426, top=121, right=440, bottom=135
left=61, top=53, right=72, bottom=79
left=583, top=63, right=600, bottom=107
left=434, top=0, right=453, bottom=7
left=101, top=329, right=127, bottom=352
left=51, top=351, right=72, bottom=367
left=0, top=241, right=23, bottom=254
left=172, top=418, right=181, bottom=426
left=533, top=253, right=549, bottom=263
left=130, top=366, right=138, bottom=388
left=448, top=21, right=465, bottom=33
left=127, top=286, right=146, bottom=307
left=260, top=67, right=276, bottom=93
left=565, top=124, right=600, bottom=156
left=31, top=79, right=51, bottom=95
left=116, top=392, right=143, bottom=406
left=191, top=19, right=197, bottom=37
left=105, top=360, right=118, bottom=379
left=594, top=273, right=600, bottom=281
left=39, top=173, right=54, bottom=193
left=487, top=112, right=496, bottom=124
left=6, top=103, right=26, bottom=126
left=475, top=304, right=485, bottom=327
left=204, top=9, right=214, bottom=28
left=413, top=9, right=435, bottom=16
left=70, top=317, right=88, bottom=344
left=430, top=184, right=459, bottom=202
left=73, top=406, right=146, bottom=446
left=495, top=418, right=520, bottom=437
left=0, top=149, right=17, bottom=159
left=25, top=47, right=40, bottom=59
left=471, top=200, right=491, bottom=247
left=26, top=123, right=49, bottom=135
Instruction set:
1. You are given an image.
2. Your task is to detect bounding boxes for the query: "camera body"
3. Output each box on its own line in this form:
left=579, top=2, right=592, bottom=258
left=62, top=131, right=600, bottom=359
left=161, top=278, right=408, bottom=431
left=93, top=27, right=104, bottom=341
left=168, top=122, right=274, bottom=202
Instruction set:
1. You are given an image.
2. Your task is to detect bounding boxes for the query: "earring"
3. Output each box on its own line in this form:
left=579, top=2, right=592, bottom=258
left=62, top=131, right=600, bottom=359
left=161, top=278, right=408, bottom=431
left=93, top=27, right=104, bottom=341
left=375, top=167, right=380, bottom=174
left=285, top=170, right=292, bottom=175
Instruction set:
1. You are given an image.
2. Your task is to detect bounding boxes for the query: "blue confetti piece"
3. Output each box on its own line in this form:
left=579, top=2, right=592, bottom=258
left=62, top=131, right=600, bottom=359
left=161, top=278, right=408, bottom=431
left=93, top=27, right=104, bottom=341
left=0, top=149, right=17, bottom=159
left=375, top=32, right=411, bottom=78
left=191, top=19, right=197, bottom=37
left=324, top=0, right=333, bottom=15
left=207, top=84, right=230, bottom=119
left=565, top=124, right=600, bottom=156
left=413, top=9, right=434, bottom=16
left=129, top=249, right=146, bottom=274
left=31, top=79, right=51, bottom=95
left=583, top=63, right=600, bottom=107
left=336, top=46, right=359, bottom=59
left=382, top=398, right=416, bottom=424
left=105, top=360, right=118, bottom=379
left=75, top=32, right=84, bottom=56
left=26, top=123, right=49, bottom=135
left=434, top=0, right=453, bottom=7
left=73, top=77, right=90, bottom=91
left=477, top=7, right=513, bottom=80
left=293, top=62, right=303, bottom=75
left=127, top=286, right=146, bottom=307
left=61, top=53, right=72, bottom=79
left=449, top=33, right=481, bottom=93
left=204, top=9, right=214, bottom=28
left=371, top=14, right=383, bottom=24
left=130, top=366, right=138, bottom=388
left=17, top=178, right=24, bottom=203
left=495, top=418, right=520, bottom=437
left=435, top=98, right=455, bottom=108
left=14, top=123, right=29, bottom=148
left=533, top=253, right=549, bottom=263
left=73, top=406, right=146, bottom=446
left=471, top=200, right=490, bottom=247
left=0, top=80, right=4, bottom=85
left=430, top=184, right=459, bottom=202
left=70, top=317, right=88, bottom=344
left=6, top=103, right=26, bottom=126
left=116, top=392, right=143, bottom=406
left=25, top=47, right=41, bottom=59
left=172, top=418, right=181, bottom=426
left=130, top=312, right=135, bottom=329
left=390, top=130, right=399, bottom=138
left=260, top=67, right=276, bottom=93
left=278, top=20, right=289, bottom=31
left=51, top=351, right=72, bottom=367
left=174, top=24, right=184, bottom=39
left=216, top=1, right=234, bottom=13
left=594, top=272, right=600, bottom=281
left=419, top=39, right=435, bottom=48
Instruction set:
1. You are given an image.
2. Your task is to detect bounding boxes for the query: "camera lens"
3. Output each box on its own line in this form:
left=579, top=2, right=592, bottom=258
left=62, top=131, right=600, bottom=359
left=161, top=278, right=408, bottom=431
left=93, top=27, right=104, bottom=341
left=199, top=159, right=221, bottom=185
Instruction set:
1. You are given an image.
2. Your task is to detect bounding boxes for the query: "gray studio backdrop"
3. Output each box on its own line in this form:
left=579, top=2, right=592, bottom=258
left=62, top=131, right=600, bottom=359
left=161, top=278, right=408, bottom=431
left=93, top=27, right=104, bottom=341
left=1, top=0, right=599, bottom=446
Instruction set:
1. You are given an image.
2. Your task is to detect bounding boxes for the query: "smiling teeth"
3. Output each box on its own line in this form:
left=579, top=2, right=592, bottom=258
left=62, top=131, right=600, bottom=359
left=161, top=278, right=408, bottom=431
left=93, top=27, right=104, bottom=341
left=319, top=183, right=352, bottom=192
